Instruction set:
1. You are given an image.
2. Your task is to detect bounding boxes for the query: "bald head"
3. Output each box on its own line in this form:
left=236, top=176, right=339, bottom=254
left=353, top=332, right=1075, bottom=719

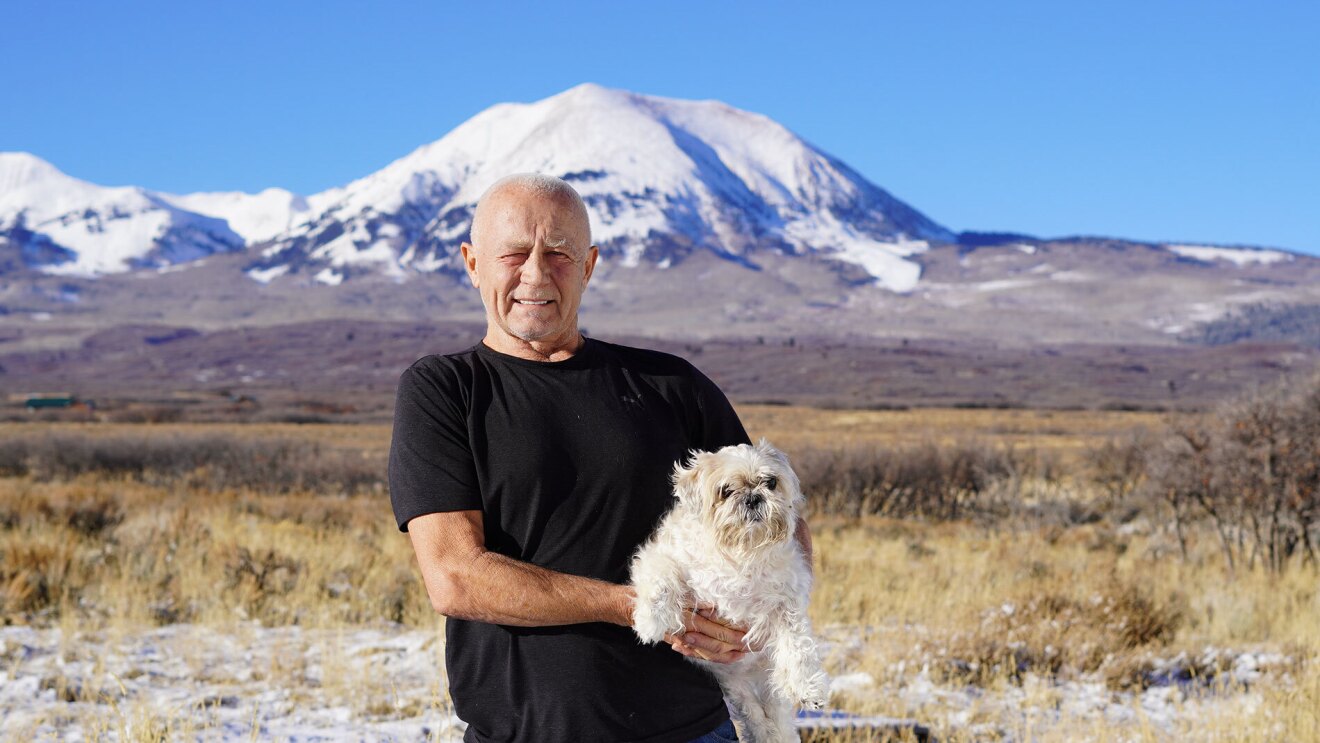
left=469, top=173, right=592, bottom=249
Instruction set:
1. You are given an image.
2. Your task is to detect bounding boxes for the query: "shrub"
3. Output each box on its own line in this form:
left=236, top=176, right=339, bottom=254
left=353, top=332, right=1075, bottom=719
left=0, top=432, right=385, bottom=496
left=791, top=440, right=1026, bottom=521
left=941, top=581, right=1185, bottom=687
left=1144, top=374, right=1320, bottom=573
left=1085, top=431, right=1148, bottom=504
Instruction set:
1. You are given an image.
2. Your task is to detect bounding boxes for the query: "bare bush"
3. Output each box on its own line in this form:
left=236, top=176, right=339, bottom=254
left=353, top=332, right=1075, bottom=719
left=1086, top=431, right=1149, bottom=504
left=941, top=581, right=1185, bottom=688
left=1145, top=375, right=1320, bottom=573
left=791, top=440, right=1024, bottom=521
left=0, top=432, right=385, bottom=496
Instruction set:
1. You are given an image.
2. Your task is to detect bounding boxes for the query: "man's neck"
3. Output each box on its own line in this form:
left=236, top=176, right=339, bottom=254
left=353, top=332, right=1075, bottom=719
left=483, top=330, right=586, bottom=362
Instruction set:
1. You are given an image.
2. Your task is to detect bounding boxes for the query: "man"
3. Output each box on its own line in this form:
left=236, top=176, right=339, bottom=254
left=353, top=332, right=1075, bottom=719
left=388, top=174, right=811, bottom=742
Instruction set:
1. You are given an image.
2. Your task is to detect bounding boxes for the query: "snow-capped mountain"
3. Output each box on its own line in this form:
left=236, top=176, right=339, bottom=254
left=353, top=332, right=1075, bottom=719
left=160, top=188, right=312, bottom=244
left=6, top=84, right=1311, bottom=313
left=0, top=152, right=244, bottom=275
left=246, top=84, right=955, bottom=291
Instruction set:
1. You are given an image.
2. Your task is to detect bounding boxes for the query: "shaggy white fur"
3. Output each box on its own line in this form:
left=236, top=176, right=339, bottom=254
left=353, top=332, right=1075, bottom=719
left=630, top=440, right=828, bottom=743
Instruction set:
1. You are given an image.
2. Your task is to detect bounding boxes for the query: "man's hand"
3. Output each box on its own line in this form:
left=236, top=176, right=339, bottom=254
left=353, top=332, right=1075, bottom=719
left=663, top=606, right=761, bottom=664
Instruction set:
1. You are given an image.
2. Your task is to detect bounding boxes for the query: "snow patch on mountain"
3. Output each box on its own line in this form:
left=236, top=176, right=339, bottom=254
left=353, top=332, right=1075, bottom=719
left=246, top=264, right=290, bottom=284
left=1166, top=244, right=1292, bottom=267
left=164, top=188, right=311, bottom=244
left=974, top=278, right=1039, bottom=292
left=314, top=267, right=344, bottom=286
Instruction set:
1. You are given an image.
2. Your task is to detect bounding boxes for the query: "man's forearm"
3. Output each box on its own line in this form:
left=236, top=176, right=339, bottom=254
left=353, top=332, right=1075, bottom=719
left=435, top=549, right=635, bottom=627
left=409, top=510, right=635, bottom=628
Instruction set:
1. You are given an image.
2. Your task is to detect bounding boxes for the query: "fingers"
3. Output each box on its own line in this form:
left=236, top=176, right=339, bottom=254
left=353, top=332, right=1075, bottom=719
left=695, top=607, right=765, bottom=652
left=658, top=608, right=753, bottom=664
left=664, top=633, right=747, bottom=664
left=689, top=609, right=744, bottom=645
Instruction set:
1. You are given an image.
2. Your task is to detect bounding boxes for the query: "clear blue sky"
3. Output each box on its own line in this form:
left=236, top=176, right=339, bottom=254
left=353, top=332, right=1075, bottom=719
left=4, top=0, right=1316, bottom=254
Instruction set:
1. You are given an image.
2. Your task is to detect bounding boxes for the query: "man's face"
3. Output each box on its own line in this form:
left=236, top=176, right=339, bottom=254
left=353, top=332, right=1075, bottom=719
left=461, top=187, right=598, bottom=354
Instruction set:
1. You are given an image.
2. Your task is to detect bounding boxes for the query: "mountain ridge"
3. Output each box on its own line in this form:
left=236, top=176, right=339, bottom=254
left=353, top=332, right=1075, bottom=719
left=2, top=84, right=959, bottom=292
left=3, top=85, right=1319, bottom=354
left=0, top=152, right=244, bottom=276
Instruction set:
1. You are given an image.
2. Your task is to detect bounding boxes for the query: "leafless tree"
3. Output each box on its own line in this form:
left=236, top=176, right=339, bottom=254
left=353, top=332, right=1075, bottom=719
left=1144, top=374, right=1320, bottom=573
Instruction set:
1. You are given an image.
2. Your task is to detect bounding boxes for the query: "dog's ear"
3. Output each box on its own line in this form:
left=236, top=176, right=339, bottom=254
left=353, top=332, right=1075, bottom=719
left=755, top=437, right=775, bottom=456
left=756, top=438, right=790, bottom=469
left=672, top=450, right=711, bottom=507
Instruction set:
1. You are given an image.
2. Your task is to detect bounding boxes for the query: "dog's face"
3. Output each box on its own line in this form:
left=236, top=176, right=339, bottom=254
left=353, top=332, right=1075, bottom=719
left=673, top=439, right=803, bottom=554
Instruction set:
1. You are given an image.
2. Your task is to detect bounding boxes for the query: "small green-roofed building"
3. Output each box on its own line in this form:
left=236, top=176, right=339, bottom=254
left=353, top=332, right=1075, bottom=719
left=24, top=394, right=77, bottom=409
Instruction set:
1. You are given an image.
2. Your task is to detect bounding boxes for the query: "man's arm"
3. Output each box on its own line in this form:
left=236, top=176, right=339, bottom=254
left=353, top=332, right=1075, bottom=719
left=409, top=509, right=754, bottom=662
left=408, top=509, right=634, bottom=626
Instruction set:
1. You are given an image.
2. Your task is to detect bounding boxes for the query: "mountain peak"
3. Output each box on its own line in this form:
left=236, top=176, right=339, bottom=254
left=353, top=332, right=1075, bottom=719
left=0, top=152, right=244, bottom=276
left=556, top=81, right=626, bottom=100
left=0, top=152, right=78, bottom=195
left=6, top=87, right=953, bottom=291
left=242, top=85, right=953, bottom=291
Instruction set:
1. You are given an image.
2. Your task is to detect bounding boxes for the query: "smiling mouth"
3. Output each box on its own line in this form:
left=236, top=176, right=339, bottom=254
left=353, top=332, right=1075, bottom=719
left=514, top=299, right=554, bottom=306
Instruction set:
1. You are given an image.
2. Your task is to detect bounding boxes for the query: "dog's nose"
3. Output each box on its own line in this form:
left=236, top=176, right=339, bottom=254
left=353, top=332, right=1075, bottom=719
left=744, top=494, right=764, bottom=509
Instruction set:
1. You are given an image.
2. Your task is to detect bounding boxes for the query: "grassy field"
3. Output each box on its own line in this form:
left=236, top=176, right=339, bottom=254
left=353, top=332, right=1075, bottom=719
left=0, top=407, right=1315, bottom=741
left=0, top=402, right=1165, bottom=457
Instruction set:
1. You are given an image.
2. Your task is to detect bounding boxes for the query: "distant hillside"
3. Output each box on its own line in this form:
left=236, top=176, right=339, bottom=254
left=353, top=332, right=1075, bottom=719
left=1190, top=303, right=1320, bottom=348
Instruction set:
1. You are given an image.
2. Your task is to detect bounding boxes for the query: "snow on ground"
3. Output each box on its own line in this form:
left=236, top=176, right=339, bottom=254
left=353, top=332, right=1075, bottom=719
left=1, top=623, right=464, bottom=742
left=0, top=623, right=1290, bottom=741
left=813, top=624, right=1292, bottom=741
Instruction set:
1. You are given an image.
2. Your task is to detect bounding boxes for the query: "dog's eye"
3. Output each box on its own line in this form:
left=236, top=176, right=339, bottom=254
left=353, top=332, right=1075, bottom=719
left=719, top=485, right=735, bottom=500
left=764, top=475, right=778, bottom=491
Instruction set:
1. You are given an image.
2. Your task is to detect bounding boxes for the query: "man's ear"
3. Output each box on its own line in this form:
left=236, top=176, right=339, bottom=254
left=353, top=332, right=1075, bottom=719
left=460, top=242, right=480, bottom=288
left=582, top=245, right=599, bottom=285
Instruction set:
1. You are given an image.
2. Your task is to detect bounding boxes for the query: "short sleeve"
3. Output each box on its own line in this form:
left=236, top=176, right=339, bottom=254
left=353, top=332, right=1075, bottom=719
left=387, top=363, right=482, bottom=531
left=690, top=365, right=751, bottom=452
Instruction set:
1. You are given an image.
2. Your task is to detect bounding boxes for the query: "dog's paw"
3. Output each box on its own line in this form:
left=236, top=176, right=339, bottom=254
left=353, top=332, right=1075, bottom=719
left=798, top=691, right=827, bottom=711
left=797, top=671, right=830, bottom=710
left=782, top=668, right=829, bottom=711
left=632, top=601, right=684, bottom=644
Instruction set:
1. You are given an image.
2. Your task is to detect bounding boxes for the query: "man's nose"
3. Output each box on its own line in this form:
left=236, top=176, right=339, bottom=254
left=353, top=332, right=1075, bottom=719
left=521, top=252, right=549, bottom=284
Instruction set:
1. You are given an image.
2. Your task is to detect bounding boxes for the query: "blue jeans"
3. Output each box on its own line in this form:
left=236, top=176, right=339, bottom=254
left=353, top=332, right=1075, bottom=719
left=687, top=717, right=738, bottom=743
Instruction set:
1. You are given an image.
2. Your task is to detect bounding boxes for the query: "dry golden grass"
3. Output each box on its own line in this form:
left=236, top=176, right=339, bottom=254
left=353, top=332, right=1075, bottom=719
left=0, top=474, right=431, bottom=630
left=809, top=516, right=1318, bottom=740
left=1, top=407, right=1314, bottom=741
left=0, top=402, right=1161, bottom=464
left=741, top=405, right=1162, bottom=465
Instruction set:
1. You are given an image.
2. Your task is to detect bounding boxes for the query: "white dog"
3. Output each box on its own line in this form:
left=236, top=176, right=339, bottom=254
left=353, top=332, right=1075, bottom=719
left=630, top=440, right=828, bottom=743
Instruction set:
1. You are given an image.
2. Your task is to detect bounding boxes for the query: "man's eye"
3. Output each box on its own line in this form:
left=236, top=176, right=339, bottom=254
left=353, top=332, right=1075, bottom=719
left=763, top=476, right=778, bottom=491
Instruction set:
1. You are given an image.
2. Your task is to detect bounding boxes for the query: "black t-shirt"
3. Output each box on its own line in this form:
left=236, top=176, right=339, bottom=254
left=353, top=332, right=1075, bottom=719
left=388, top=338, right=750, bottom=743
